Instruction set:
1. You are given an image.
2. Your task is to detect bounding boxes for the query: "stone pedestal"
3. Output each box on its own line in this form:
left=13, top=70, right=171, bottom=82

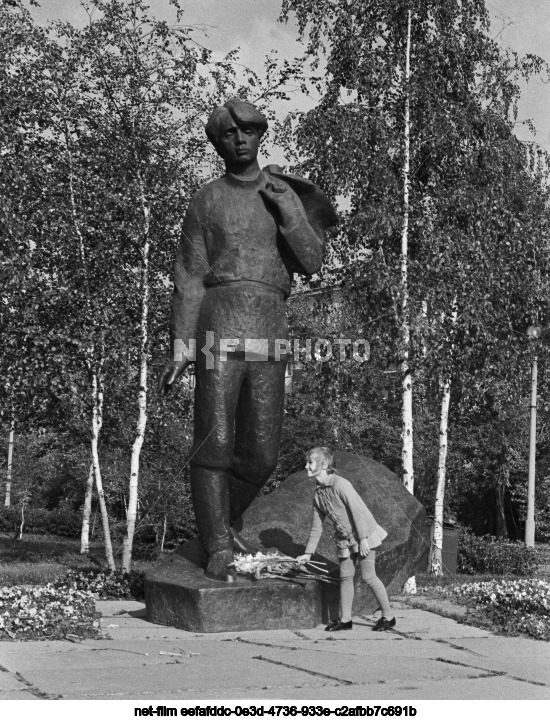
left=144, top=451, right=428, bottom=632
left=145, top=538, right=336, bottom=633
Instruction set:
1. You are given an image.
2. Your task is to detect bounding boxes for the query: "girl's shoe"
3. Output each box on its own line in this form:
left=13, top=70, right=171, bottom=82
left=325, top=619, right=353, bottom=631
left=372, top=616, right=396, bottom=631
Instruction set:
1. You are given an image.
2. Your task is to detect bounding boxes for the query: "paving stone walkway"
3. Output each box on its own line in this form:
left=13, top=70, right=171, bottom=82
left=0, top=598, right=548, bottom=701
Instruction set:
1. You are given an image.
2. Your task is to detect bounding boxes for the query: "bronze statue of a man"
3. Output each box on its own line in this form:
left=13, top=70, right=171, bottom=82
left=159, top=99, right=337, bottom=581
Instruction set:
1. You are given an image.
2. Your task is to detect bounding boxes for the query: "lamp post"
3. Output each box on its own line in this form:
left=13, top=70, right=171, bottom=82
left=525, top=324, right=542, bottom=547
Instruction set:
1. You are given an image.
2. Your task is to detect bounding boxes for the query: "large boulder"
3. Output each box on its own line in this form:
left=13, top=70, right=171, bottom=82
left=145, top=450, right=428, bottom=631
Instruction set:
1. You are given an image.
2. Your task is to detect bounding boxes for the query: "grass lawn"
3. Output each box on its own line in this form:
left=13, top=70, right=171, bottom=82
left=0, top=532, right=157, bottom=587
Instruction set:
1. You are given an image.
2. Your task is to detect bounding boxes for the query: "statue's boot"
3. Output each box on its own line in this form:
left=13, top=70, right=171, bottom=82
left=230, top=527, right=259, bottom=555
left=204, top=548, right=235, bottom=582
left=228, top=473, right=263, bottom=554
left=190, top=466, right=236, bottom=582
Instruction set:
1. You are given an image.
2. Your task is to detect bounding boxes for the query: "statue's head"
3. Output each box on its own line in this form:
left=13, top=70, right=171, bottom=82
left=205, top=99, right=268, bottom=149
left=206, top=100, right=268, bottom=171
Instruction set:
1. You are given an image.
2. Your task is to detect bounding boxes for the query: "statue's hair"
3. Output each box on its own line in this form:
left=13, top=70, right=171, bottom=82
left=205, top=98, right=268, bottom=147
left=306, top=446, right=335, bottom=472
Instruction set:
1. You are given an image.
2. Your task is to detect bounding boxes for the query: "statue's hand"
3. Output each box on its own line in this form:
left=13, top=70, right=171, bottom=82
left=259, top=181, right=300, bottom=225
left=259, top=179, right=288, bottom=199
left=158, top=359, right=191, bottom=396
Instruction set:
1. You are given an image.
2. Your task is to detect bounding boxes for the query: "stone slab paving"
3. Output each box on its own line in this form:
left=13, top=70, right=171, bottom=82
left=0, top=667, right=31, bottom=693
left=447, top=635, right=550, bottom=686
left=0, top=599, right=548, bottom=701
left=0, top=690, right=38, bottom=700
left=186, top=676, right=549, bottom=701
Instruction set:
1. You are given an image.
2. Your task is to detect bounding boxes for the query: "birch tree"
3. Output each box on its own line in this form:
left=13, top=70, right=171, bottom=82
left=280, top=0, right=495, bottom=486
left=60, top=114, right=116, bottom=566
left=80, top=462, right=94, bottom=553
left=428, top=304, right=456, bottom=574
left=1, top=15, right=124, bottom=567
left=4, top=412, right=14, bottom=507
left=400, top=9, right=414, bottom=493
left=418, top=45, right=550, bottom=561
left=0, top=0, right=143, bottom=566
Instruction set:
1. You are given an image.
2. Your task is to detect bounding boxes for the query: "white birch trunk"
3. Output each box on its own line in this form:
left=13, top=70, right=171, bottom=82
left=160, top=515, right=167, bottom=553
left=91, top=369, right=116, bottom=570
left=429, top=376, right=451, bottom=574
left=91, top=508, right=98, bottom=539
left=429, top=303, right=457, bottom=574
left=420, top=299, right=428, bottom=359
left=80, top=462, right=94, bottom=554
left=401, top=10, right=414, bottom=495
left=401, top=10, right=416, bottom=595
left=4, top=415, right=14, bottom=507
left=18, top=500, right=25, bottom=540
left=122, top=177, right=150, bottom=573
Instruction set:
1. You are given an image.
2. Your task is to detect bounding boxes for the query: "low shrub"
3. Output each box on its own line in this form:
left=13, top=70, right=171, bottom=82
left=0, top=584, right=100, bottom=641
left=57, top=569, right=145, bottom=600
left=0, top=507, right=19, bottom=534
left=0, top=507, right=82, bottom=538
left=47, top=508, right=82, bottom=537
left=457, top=528, right=540, bottom=576
left=448, top=578, right=550, bottom=641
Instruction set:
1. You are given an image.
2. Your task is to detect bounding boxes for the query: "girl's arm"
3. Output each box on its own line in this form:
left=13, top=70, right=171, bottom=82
left=297, top=504, right=325, bottom=561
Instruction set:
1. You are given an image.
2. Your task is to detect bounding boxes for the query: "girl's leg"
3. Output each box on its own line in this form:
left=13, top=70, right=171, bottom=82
left=338, top=556, right=356, bottom=622
left=359, top=550, right=394, bottom=620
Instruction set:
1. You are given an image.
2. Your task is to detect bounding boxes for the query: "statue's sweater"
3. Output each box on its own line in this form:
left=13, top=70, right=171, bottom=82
left=170, top=170, right=323, bottom=352
left=304, top=474, right=388, bottom=558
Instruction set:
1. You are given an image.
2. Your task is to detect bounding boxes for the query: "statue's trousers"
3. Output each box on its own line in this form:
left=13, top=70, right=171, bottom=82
left=189, top=283, right=288, bottom=555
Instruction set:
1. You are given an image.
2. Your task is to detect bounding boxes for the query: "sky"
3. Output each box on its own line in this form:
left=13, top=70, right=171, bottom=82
left=29, top=0, right=550, bottom=154
left=485, top=0, right=550, bottom=148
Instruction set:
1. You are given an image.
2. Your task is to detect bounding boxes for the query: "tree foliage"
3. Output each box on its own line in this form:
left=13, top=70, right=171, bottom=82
left=279, top=0, right=550, bottom=537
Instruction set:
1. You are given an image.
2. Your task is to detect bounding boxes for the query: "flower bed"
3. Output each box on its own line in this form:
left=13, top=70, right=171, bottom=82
left=57, top=569, right=144, bottom=599
left=0, top=584, right=99, bottom=641
left=0, top=567, right=147, bottom=641
left=434, top=578, right=550, bottom=641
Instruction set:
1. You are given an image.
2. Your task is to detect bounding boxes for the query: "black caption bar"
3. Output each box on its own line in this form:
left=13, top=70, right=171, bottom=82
left=135, top=705, right=418, bottom=718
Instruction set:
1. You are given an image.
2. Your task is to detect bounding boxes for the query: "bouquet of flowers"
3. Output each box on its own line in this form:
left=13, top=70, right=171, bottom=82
left=230, top=552, right=335, bottom=583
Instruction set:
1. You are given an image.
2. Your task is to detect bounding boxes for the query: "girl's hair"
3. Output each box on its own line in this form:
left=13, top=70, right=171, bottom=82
left=307, top=446, right=335, bottom=472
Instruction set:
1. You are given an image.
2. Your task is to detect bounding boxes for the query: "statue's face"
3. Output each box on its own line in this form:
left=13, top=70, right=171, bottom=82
left=216, top=121, right=260, bottom=169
